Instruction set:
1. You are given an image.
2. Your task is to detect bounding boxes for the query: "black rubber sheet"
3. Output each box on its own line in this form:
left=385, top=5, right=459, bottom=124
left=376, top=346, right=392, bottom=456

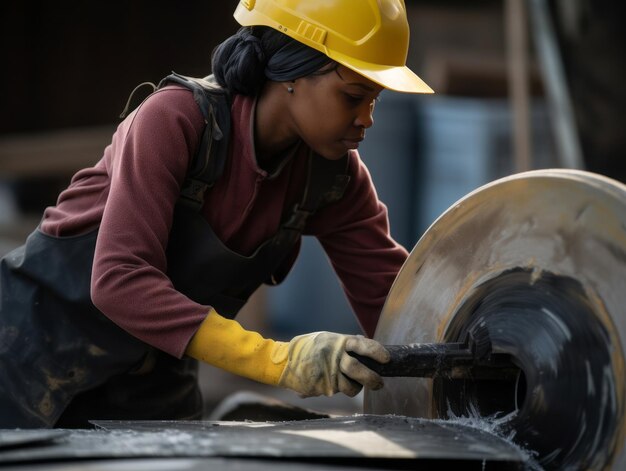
left=0, top=415, right=529, bottom=469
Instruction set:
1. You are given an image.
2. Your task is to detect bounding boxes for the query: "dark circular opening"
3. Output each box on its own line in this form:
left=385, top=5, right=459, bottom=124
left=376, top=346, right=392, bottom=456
left=433, top=268, right=619, bottom=469
left=433, top=368, right=526, bottom=420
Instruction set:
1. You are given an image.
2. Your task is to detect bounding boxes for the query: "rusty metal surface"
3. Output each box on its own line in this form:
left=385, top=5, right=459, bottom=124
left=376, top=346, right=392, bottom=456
left=365, top=169, right=626, bottom=469
left=0, top=416, right=528, bottom=468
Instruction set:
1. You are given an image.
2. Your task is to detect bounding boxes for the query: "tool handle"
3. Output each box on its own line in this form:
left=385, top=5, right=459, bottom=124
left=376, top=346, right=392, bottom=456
left=348, top=344, right=519, bottom=380
left=348, top=343, right=472, bottom=377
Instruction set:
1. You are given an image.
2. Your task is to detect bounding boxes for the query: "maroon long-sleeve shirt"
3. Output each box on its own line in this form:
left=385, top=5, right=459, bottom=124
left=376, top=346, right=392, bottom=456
left=41, top=85, right=409, bottom=358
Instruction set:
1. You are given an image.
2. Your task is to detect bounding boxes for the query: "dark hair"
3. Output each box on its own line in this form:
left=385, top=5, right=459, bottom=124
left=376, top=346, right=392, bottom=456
left=211, top=26, right=292, bottom=96
left=212, top=26, right=335, bottom=96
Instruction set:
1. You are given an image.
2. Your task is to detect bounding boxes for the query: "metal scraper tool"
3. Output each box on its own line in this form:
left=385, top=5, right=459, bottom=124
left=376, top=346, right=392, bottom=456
left=348, top=327, right=520, bottom=380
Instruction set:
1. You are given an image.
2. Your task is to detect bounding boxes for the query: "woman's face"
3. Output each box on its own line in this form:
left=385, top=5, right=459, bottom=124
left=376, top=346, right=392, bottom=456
left=287, top=65, right=384, bottom=160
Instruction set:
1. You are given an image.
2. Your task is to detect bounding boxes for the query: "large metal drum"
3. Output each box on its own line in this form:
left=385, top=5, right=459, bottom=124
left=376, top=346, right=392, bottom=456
left=365, top=169, right=626, bottom=469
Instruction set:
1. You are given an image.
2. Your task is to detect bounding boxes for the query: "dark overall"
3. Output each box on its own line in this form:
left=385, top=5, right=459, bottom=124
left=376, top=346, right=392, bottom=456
left=0, top=74, right=350, bottom=428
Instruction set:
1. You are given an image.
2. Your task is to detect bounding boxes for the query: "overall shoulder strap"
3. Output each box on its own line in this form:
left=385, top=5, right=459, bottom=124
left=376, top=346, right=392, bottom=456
left=280, top=152, right=351, bottom=234
left=302, top=152, right=351, bottom=210
left=265, top=152, right=351, bottom=285
left=158, top=72, right=232, bottom=211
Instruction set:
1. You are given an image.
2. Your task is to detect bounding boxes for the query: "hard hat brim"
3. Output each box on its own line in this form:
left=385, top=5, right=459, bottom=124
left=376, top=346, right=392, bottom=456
left=329, top=50, right=434, bottom=94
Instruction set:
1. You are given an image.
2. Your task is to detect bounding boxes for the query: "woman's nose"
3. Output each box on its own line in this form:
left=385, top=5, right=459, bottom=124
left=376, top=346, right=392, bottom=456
left=354, top=101, right=375, bottom=129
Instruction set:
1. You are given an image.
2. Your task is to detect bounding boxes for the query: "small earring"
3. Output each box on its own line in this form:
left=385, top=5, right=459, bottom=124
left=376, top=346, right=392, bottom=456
left=287, top=86, right=294, bottom=94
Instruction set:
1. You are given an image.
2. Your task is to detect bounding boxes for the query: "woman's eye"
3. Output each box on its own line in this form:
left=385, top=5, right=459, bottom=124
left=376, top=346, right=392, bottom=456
left=345, top=94, right=364, bottom=105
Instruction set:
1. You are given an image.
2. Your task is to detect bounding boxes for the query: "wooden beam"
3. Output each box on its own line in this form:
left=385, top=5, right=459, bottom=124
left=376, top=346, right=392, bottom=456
left=506, top=0, right=533, bottom=172
left=0, top=125, right=116, bottom=179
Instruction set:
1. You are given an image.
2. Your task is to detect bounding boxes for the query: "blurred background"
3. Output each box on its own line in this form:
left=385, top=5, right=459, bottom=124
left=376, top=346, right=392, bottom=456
left=1, top=0, right=624, bottom=416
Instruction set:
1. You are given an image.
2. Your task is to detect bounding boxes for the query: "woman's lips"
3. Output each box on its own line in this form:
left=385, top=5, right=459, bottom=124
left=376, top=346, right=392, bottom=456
left=341, top=137, right=364, bottom=149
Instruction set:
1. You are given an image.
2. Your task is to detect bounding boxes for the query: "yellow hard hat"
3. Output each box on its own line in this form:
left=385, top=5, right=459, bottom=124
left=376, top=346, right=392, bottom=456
left=234, top=0, right=434, bottom=94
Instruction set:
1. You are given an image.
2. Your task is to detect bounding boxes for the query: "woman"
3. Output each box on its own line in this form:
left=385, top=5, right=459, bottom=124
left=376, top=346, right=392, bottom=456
left=0, top=0, right=433, bottom=428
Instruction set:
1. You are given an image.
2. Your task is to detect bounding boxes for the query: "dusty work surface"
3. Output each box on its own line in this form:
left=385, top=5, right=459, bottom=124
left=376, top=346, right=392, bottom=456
left=0, top=415, right=530, bottom=470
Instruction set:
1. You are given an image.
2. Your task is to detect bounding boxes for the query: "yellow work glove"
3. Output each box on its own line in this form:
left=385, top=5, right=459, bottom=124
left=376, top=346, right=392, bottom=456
left=185, top=309, right=288, bottom=386
left=277, top=331, right=390, bottom=398
left=185, top=310, right=390, bottom=397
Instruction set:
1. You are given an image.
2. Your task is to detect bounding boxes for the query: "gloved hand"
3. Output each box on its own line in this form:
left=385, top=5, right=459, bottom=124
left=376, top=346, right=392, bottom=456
left=185, top=310, right=389, bottom=398
left=276, top=332, right=390, bottom=397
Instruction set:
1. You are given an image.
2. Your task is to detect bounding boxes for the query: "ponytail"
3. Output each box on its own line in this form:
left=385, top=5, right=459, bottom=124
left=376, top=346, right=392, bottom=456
left=211, top=27, right=289, bottom=96
left=211, top=26, right=333, bottom=96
